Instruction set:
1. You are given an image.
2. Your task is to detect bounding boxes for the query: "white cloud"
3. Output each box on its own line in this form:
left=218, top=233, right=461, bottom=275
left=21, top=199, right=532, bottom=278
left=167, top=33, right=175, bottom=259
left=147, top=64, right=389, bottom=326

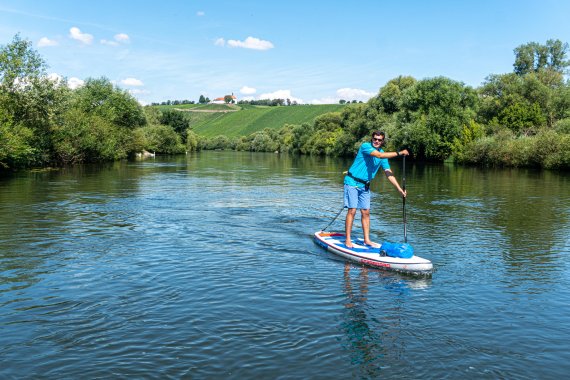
left=258, top=89, right=303, bottom=103
left=197, top=11, right=205, bottom=16
left=114, top=33, right=130, bottom=43
left=310, top=88, right=375, bottom=104
left=336, top=87, right=375, bottom=101
left=101, top=33, right=130, bottom=46
left=38, top=37, right=58, bottom=47
left=240, top=86, right=256, bottom=95
left=129, top=88, right=150, bottom=95
left=214, top=38, right=225, bottom=46
left=226, top=36, right=274, bottom=50
left=69, top=27, right=93, bottom=44
left=68, top=77, right=85, bottom=89
left=310, top=97, right=339, bottom=105
left=120, top=77, right=144, bottom=86
left=101, top=39, right=119, bottom=46
left=47, top=73, right=63, bottom=82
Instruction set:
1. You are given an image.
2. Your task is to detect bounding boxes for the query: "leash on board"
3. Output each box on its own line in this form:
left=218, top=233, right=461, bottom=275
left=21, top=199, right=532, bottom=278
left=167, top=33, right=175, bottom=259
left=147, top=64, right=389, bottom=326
left=321, top=206, right=345, bottom=232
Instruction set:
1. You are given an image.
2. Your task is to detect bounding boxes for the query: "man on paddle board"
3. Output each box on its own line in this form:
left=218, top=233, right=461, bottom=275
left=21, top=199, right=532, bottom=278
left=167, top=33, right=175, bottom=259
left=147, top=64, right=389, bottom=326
left=344, top=131, right=408, bottom=248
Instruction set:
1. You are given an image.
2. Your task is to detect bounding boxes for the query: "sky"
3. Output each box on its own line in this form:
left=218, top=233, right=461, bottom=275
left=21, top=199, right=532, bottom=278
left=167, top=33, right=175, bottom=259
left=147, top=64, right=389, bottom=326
left=1, top=0, right=570, bottom=105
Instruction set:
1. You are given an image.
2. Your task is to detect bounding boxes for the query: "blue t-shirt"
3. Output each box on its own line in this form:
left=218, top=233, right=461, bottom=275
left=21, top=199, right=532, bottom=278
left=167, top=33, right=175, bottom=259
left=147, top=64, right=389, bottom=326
left=344, top=142, right=390, bottom=188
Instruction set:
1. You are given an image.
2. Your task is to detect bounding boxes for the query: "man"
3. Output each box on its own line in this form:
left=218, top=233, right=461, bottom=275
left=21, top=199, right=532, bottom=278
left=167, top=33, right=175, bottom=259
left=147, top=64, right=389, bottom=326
left=344, top=131, right=409, bottom=248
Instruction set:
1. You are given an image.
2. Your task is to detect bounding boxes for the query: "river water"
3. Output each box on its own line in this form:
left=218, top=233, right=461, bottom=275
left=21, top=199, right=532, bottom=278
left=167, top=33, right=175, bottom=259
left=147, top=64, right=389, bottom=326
left=1, top=151, right=569, bottom=379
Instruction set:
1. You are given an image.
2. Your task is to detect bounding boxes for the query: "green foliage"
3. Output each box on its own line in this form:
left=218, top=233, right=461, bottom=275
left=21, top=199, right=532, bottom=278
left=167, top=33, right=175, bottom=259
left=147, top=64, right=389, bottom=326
left=455, top=129, right=570, bottom=169
left=159, top=109, right=190, bottom=135
left=186, top=129, right=200, bottom=152
left=373, top=75, right=417, bottom=114
left=498, top=102, right=545, bottom=135
left=451, top=120, right=486, bottom=162
left=0, top=121, right=35, bottom=168
left=200, top=135, right=236, bottom=150
left=135, top=124, right=185, bottom=154
left=0, top=34, right=65, bottom=167
left=52, top=109, right=128, bottom=164
left=0, top=34, right=46, bottom=88
left=513, top=39, right=570, bottom=75
left=392, top=77, right=478, bottom=160
left=554, top=118, right=570, bottom=134
left=72, top=78, right=146, bottom=129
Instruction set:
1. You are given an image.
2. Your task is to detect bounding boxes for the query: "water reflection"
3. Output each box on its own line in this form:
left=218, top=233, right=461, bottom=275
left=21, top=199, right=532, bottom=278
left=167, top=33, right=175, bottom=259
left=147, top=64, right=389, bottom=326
left=340, top=263, right=432, bottom=377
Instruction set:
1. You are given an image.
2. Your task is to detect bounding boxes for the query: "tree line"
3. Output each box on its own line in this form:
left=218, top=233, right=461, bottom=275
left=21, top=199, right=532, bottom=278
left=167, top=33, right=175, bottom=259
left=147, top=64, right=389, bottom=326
left=1, top=34, right=569, bottom=171
left=199, top=39, right=570, bottom=169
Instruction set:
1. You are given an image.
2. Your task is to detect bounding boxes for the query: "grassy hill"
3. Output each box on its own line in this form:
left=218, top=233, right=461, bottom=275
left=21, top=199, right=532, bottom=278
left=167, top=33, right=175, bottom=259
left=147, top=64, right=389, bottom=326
left=153, top=104, right=346, bottom=137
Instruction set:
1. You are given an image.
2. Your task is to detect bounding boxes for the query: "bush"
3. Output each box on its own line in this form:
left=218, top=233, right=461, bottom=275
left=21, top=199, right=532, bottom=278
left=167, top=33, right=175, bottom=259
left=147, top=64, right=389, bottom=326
left=52, top=109, right=127, bottom=164
left=0, top=121, right=36, bottom=168
left=200, top=135, right=236, bottom=150
left=554, top=118, right=570, bottom=134
left=186, top=130, right=200, bottom=152
left=136, top=124, right=185, bottom=154
left=457, top=129, right=569, bottom=169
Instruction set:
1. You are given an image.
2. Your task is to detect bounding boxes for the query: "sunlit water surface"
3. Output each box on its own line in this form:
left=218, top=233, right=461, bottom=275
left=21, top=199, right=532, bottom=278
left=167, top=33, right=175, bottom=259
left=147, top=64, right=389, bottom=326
left=1, top=151, right=569, bottom=379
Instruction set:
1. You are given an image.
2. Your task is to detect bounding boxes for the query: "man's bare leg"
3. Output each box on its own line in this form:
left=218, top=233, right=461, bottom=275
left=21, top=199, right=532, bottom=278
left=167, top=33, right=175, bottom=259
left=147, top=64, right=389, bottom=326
left=361, top=209, right=373, bottom=245
left=345, top=208, right=357, bottom=248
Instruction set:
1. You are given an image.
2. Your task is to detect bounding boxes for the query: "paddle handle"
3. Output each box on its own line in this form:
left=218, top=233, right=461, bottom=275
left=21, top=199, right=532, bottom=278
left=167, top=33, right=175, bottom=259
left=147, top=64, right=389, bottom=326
left=402, top=155, right=407, bottom=243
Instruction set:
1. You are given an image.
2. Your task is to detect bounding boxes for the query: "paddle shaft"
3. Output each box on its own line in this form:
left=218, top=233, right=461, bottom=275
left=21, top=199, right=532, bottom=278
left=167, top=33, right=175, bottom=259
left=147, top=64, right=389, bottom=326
left=402, top=155, right=407, bottom=243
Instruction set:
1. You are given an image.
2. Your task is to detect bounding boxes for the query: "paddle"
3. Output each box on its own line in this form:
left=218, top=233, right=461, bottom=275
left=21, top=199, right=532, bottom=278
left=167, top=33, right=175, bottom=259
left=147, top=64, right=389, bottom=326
left=402, top=154, right=407, bottom=243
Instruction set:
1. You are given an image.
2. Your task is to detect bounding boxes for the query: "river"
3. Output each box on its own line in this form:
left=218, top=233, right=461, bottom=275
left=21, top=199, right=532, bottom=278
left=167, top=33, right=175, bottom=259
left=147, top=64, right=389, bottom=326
left=1, top=151, right=569, bottom=378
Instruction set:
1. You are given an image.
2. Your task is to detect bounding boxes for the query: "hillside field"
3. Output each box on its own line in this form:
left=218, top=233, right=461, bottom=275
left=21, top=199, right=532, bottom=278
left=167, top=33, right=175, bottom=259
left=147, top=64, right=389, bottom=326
left=152, top=104, right=346, bottom=137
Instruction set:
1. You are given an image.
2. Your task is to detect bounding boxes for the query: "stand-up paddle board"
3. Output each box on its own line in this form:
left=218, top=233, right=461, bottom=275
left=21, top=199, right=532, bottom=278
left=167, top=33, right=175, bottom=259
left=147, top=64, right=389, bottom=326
left=314, top=231, right=433, bottom=274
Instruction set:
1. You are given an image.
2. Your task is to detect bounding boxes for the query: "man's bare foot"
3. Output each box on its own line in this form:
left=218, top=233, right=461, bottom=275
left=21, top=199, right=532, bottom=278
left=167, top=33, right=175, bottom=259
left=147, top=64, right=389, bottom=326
left=345, top=240, right=353, bottom=248
left=363, top=240, right=380, bottom=248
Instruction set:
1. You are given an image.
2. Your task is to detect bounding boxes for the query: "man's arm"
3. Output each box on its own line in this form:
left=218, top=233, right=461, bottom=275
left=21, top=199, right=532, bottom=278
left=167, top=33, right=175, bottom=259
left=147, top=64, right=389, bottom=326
left=370, top=149, right=409, bottom=159
left=384, top=169, right=406, bottom=197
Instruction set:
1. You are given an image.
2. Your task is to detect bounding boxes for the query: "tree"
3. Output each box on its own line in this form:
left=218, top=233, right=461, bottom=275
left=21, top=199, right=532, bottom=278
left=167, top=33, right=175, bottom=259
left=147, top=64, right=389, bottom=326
left=513, top=39, right=570, bottom=75
left=224, top=95, right=233, bottom=104
left=373, top=75, right=417, bottom=114
left=0, top=34, right=64, bottom=167
left=72, top=77, right=146, bottom=129
left=396, top=77, right=479, bottom=160
left=160, top=109, right=190, bottom=136
left=199, top=94, right=206, bottom=104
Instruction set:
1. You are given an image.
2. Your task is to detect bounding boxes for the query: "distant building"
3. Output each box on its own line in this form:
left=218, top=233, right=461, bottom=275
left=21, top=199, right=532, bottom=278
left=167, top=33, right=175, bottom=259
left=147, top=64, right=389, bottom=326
left=210, top=93, right=237, bottom=104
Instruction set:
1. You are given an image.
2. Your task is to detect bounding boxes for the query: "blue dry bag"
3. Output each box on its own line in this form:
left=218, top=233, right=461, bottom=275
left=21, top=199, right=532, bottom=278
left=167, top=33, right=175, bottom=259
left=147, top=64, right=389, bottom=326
left=380, top=241, right=414, bottom=259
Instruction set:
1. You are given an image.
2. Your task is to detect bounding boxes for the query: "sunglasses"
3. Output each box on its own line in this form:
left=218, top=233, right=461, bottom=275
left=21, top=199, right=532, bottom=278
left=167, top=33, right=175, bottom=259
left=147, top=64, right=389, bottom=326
left=372, top=137, right=384, bottom=142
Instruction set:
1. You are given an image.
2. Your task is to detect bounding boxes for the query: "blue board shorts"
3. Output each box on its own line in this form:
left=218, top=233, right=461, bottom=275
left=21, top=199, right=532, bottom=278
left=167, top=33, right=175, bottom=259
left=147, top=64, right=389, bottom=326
left=344, top=184, right=371, bottom=209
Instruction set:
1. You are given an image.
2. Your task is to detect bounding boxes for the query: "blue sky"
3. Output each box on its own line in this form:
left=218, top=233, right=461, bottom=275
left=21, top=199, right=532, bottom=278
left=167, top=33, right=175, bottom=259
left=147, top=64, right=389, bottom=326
left=1, top=0, right=569, bottom=105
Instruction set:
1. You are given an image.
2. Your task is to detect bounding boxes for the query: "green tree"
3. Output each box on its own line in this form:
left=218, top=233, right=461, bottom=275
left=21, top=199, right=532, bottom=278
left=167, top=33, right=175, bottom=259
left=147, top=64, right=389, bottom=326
left=186, top=129, right=200, bottom=152
left=199, top=94, right=206, bottom=104
left=136, top=124, right=185, bottom=154
left=160, top=110, right=190, bottom=136
left=373, top=75, right=417, bottom=114
left=0, top=34, right=65, bottom=167
left=513, top=39, right=570, bottom=75
left=397, top=77, right=479, bottom=160
left=72, top=78, right=146, bottom=129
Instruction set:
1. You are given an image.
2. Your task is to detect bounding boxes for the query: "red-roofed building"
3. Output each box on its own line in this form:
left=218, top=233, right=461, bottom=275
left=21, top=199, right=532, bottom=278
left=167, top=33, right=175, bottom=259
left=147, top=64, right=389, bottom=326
left=210, top=93, right=237, bottom=104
